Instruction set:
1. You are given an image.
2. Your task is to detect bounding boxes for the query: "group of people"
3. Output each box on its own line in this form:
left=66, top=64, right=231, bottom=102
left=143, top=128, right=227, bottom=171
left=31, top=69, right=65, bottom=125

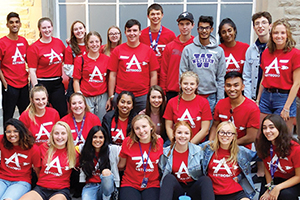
left=0, top=2, right=300, bottom=200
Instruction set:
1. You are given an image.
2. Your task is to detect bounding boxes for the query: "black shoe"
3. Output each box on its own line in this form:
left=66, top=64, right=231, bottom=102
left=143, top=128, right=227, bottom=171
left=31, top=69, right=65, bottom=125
left=252, top=174, right=264, bottom=183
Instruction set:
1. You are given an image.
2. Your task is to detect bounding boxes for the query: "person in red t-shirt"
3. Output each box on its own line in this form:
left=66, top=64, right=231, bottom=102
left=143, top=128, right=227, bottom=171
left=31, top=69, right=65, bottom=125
left=118, top=114, right=163, bottom=200
left=159, top=121, right=214, bottom=200
left=257, top=114, right=300, bottom=200
left=257, top=19, right=300, bottom=134
left=73, top=31, right=110, bottom=121
left=164, top=71, right=212, bottom=144
left=107, top=19, right=159, bottom=114
left=27, top=17, right=67, bottom=118
left=0, top=12, right=29, bottom=126
left=0, top=119, right=40, bottom=200
left=160, top=11, right=195, bottom=101
left=103, top=91, right=137, bottom=145
left=20, top=121, right=76, bottom=200
left=64, top=20, right=87, bottom=101
left=218, top=18, right=249, bottom=74
left=100, top=26, right=122, bottom=56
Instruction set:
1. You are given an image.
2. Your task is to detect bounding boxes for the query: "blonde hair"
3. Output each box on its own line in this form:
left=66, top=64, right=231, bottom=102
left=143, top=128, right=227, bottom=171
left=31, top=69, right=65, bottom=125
left=178, top=71, right=199, bottom=109
left=47, top=121, right=76, bottom=168
left=210, top=121, right=239, bottom=164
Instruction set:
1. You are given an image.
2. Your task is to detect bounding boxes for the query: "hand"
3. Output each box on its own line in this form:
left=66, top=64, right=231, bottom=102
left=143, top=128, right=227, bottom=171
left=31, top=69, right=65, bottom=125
left=260, top=190, right=270, bottom=200
left=280, top=108, right=290, bottom=121
left=269, top=185, right=280, bottom=200
left=105, top=99, right=111, bottom=111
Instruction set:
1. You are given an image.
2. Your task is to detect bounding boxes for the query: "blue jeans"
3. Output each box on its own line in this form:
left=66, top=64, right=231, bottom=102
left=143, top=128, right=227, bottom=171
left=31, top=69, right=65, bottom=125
left=0, top=179, right=31, bottom=200
left=82, top=174, right=114, bottom=200
left=206, top=93, right=217, bottom=114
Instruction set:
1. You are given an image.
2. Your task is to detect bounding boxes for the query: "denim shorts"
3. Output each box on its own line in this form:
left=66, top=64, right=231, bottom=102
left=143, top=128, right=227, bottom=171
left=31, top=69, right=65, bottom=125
left=259, top=89, right=297, bottom=117
left=33, top=185, right=71, bottom=200
left=0, top=179, right=31, bottom=200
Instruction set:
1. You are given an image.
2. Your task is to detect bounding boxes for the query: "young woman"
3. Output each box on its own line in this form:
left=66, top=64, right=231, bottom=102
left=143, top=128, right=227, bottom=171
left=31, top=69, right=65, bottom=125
left=202, top=121, right=257, bottom=200
left=139, top=85, right=166, bottom=140
left=0, top=119, right=40, bottom=200
left=257, top=19, right=300, bottom=133
left=159, top=121, right=214, bottom=200
left=27, top=17, right=67, bottom=118
left=19, top=121, right=76, bottom=200
left=79, top=126, right=121, bottom=200
left=218, top=18, right=249, bottom=74
left=118, top=114, right=163, bottom=200
left=100, top=26, right=122, bottom=56
left=102, top=91, right=136, bottom=145
left=61, top=92, right=101, bottom=145
left=163, top=71, right=212, bottom=144
left=64, top=20, right=87, bottom=101
left=19, top=85, right=60, bottom=145
left=73, top=31, right=110, bottom=121
left=257, top=114, right=300, bottom=200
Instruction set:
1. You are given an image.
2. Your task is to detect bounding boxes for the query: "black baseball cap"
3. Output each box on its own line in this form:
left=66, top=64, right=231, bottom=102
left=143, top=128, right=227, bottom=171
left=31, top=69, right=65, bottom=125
left=177, top=11, right=194, bottom=23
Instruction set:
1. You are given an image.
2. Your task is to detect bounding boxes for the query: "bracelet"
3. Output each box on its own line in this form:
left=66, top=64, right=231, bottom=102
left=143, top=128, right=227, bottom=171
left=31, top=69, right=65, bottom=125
left=283, top=108, right=290, bottom=112
left=109, top=95, right=115, bottom=99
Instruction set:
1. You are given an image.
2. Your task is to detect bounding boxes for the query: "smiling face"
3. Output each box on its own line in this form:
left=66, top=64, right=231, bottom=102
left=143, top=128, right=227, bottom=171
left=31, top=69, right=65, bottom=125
left=220, top=23, right=236, bottom=44
left=117, top=94, right=133, bottom=117
left=174, top=125, right=191, bottom=147
left=272, top=24, right=287, bottom=50
left=217, top=124, right=235, bottom=149
left=263, top=119, right=279, bottom=145
left=32, top=91, right=48, bottom=112
left=7, top=17, right=21, bottom=34
left=87, top=35, right=101, bottom=53
left=108, top=27, right=121, bottom=44
left=70, top=95, right=86, bottom=117
left=148, top=9, right=163, bottom=26
left=149, top=90, right=163, bottom=109
left=5, top=125, right=20, bottom=146
left=178, top=20, right=194, bottom=37
left=73, top=22, right=86, bottom=41
left=39, top=20, right=53, bottom=39
left=180, top=76, right=198, bottom=96
left=133, top=118, right=152, bottom=143
left=253, top=16, right=271, bottom=38
left=224, top=77, right=244, bottom=99
left=198, top=22, right=213, bottom=41
left=52, top=124, right=68, bottom=149
left=125, top=25, right=141, bottom=46
left=92, top=131, right=105, bottom=152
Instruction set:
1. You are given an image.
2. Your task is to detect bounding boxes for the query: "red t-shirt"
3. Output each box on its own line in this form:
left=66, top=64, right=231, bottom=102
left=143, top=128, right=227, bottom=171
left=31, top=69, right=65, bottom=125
left=219, top=41, right=249, bottom=74
left=172, top=149, right=193, bottom=184
left=64, top=44, right=87, bottom=65
left=160, top=35, right=194, bottom=92
left=27, top=37, right=65, bottom=78
left=207, top=147, right=243, bottom=195
left=37, top=143, right=73, bottom=189
left=100, top=44, right=116, bottom=56
left=19, top=107, right=60, bottom=146
left=163, top=95, right=212, bottom=141
left=0, top=138, right=40, bottom=184
left=213, top=97, right=260, bottom=149
left=60, top=112, right=101, bottom=145
left=263, top=141, right=300, bottom=180
left=0, top=36, right=28, bottom=88
left=119, top=137, right=163, bottom=190
left=86, top=156, right=101, bottom=184
left=110, top=117, right=128, bottom=145
left=73, top=53, right=109, bottom=97
left=261, top=48, right=300, bottom=90
left=108, top=43, right=159, bottom=97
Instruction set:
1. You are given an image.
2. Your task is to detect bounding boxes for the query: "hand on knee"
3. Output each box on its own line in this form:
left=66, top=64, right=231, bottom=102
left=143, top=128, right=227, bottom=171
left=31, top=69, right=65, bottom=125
left=102, top=169, right=112, bottom=177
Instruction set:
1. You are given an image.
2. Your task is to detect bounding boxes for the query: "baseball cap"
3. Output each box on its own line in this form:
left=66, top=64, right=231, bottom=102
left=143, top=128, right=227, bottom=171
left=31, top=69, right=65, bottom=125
left=177, top=11, right=194, bottom=23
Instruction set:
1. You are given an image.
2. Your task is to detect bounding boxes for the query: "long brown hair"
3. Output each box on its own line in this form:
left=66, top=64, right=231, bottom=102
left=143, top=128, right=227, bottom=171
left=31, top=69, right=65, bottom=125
left=103, top=26, right=122, bottom=56
left=70, top=20, right=87, bottom=55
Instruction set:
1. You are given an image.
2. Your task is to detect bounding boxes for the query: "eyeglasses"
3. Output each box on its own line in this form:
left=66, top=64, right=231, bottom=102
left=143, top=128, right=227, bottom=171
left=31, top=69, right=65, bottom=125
left=198, top=26, right=211, bottom=31
left=109, top=32, right=120, bottom=36
left=254, top=20, right=269, bottom=27
left=5, top=130, right=19, bottom=134
left=218, top=130, right=235, bottom=137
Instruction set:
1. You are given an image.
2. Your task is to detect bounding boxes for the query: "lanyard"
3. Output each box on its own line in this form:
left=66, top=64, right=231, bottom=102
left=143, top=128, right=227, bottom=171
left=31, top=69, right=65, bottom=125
left=149, top=26, right=162, bottom=51
left=72, top=115, right=86, bottom=142
left=270, top=144, right=279, bottom=180
left=138, top=142, right=152, bottom=177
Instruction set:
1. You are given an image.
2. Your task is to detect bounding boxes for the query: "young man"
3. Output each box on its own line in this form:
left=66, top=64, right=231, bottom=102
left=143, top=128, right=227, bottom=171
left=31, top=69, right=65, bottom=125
left=209, top=71, right=260, bottom=149
left=180, top=15, right=226, bottom=112
left=108, top=19, right=159, bottom=113
left=140, top=3, right=176, bottom=81
left=243, top=11, right=272, bottom=101
left=0, top=12, right=29, bottom=125
left=160, top=11, right=195, bottom=101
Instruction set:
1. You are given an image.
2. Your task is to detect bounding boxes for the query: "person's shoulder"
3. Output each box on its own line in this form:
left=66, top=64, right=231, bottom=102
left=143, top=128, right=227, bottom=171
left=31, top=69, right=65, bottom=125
left=46, top=106, right=59, bottom=114
left=60, top=113, right=72, bottom=122
left=243, top=97, right=259, bottom=109
left=236, top=41, right=249, bottom=48
left=162, top=26, right=175, bottom=33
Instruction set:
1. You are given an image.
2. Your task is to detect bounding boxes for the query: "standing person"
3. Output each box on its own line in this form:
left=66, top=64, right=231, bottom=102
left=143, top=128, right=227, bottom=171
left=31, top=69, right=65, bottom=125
left=102, top=91, right=136, bottom=145
left=209, top=72, right=260, bottom=149
left=100, top=26, right=122, bottom=56
left=64, top=20, right=87, bottom=101
left=79, top=126, right=121, bottom=200
left=73, top=31, right=110, bottom=121
left=257, top=19, right=300, bottom=133
left=243, top=12, right=272, bottom=101
left=19, top=121, right=77, bottom=200
left=180, top=15, right=226, bottom=113
left=139, top=85, right=167, bottom=141
left=218, top=18, right=249, bottom=74
left=160, top=11, right=195, bottom=101
left=163, top=71, right=212, bottom=144
left=0, top=119, right=40, bottom=200
left=257, top=114, right=300, bottom=200
left=108, top=19, right=159, bottom=113
left=202, top=121, right=257, bottom=200
left=61, top=92, right=101, bottom=145
left=27, top=17, right=67, bottom=118
left=159, top=121, right=215, bottom=200
left=19, top=85, right=60, bottom=146
left=118, top=114, right=163, bottom=200
left=0, top=12, right=29, bottom=125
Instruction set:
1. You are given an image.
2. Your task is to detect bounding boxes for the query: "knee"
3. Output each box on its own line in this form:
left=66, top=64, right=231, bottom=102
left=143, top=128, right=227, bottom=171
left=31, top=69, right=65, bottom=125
left=102, top=169, right=112, bottom=177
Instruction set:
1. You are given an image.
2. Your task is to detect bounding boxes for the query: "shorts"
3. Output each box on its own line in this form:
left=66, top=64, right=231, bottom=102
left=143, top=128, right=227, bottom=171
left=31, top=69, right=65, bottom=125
left=215, top=190, right=248, bottom=200
left=259, top=89, right=296, bottom=117
left=33, top=185, right=71, bottom=200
